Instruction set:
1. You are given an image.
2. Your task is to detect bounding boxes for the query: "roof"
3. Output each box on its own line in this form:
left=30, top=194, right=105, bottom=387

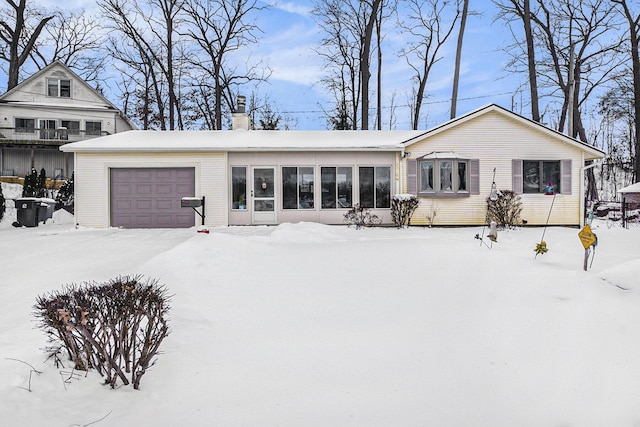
left=619, top=182, right=640, bottom=194
left=405, top=104, right=606, bottom=161
left=0, top=61, right=136, bottom=129
left=60, top=129, right=428, bottom=153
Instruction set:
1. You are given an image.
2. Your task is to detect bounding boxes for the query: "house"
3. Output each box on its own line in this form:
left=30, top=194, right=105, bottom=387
left=0, top=61, right=135, bottom=180
left=59, top=103, right=604, bottom=229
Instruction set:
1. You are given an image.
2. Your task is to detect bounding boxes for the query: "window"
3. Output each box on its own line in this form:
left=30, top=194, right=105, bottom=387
left=47, top=78, right=71, bottom=98
left=15, top=118, right=35, bottom=133
left=282, top=166, right=315, bottom=209
left=231, top=167, right=247, bottom=210
left=418, top=156, right=468, bottom=195
left=321, top=167, right=353, bottom=209
left=85, top=121, right=102, bottom=136
left=523, top=160, right=561, bottom=193
left=61, top=120, right=80, bottom=136
left=359, top=166, right=391, bottom=209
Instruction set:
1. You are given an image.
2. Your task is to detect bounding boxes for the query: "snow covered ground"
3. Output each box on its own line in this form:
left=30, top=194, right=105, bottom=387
left=2, top=182, right=640, bottom=426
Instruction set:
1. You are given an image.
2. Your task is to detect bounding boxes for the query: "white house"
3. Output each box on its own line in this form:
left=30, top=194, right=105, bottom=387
left=0, top=61, right=135, bottom=179
left=60, top=104, right=604, bottom=229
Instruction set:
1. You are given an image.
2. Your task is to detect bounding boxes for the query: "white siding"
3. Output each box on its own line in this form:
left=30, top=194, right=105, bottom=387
left=404, top=110, right=586, bottom=226
left=75, top=152, right=227, bottom=228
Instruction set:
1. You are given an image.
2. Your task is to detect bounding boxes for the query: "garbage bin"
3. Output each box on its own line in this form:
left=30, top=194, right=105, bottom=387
left=38, top=198, right=56, bottom=224
left=15, top=197, right=39, bottom=227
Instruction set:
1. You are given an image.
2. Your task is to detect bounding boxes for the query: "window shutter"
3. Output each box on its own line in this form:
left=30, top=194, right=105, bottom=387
left=512, top=159, right=523, bottom=194
left=469, top=159, right=480, bottom=195
left=561, top=159, right=572, bottom=194
left=406, top=159, right=417, bottom=194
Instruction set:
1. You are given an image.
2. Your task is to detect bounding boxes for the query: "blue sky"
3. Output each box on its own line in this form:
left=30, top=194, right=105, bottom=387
left=255, top=1, right=523, bottom=130
left=5, top=0, right=525, bottom=130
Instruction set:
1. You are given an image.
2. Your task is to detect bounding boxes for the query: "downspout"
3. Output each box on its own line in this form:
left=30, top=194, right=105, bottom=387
left=580, top=159, right=601, bottom=227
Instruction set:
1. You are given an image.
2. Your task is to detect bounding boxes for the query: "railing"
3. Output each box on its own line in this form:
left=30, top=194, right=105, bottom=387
left=0, top=127, right=110, bottom=145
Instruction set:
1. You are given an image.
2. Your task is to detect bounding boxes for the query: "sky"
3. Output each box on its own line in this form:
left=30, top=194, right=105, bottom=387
left=4, top=0, right=526, bottom=130
left=2, top=180, right=640, bottom=425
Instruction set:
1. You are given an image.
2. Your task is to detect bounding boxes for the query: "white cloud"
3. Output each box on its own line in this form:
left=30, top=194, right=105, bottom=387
left=270, top=1, right=313, bottom=16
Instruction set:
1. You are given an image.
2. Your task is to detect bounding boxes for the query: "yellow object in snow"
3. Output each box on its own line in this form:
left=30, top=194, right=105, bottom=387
left=534, top=241, right=548, bottom=255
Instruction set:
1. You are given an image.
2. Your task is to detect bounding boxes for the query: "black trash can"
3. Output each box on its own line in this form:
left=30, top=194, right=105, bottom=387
left=38, top=199, right=56, bottom=224
left=16, top=198, right=39, bottom=227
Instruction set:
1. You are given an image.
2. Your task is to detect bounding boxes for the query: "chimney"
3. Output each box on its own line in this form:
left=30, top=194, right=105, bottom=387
left=232, top=95, right=250, bottom=130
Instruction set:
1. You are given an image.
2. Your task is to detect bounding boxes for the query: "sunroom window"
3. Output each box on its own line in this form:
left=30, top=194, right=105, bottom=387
left=321, top=166, right=353, bottom=209
left=282, top=166, right=315, bottom=209
left=359, top=166, right=391, bottom=209
left=418, top=152, right=469, bottom=195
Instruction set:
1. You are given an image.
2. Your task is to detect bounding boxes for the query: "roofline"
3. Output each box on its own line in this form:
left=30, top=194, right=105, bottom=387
left=0, top=61, right=137, bottom=129
left=60, top=145, right=405, bottom=153
left=406, top=103, right=606, bottom=159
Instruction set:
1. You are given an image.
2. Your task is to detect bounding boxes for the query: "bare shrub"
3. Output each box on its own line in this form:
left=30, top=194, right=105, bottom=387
left=34, top=275, right=171, bottom=390
left=487, top=190, right=523, bottom=229
left=343, top=203, right=381, bottom=229
left=391, top=194, right=419, bottom=228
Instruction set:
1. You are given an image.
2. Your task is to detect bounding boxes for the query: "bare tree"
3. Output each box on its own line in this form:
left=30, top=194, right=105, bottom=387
left=611, top=0, right=640, bottom=182
left=0, top=0, right=53, bottom=90
left=182, top=0, right=267, bottom=130
left=313, top=0, right=387, bottom=130
left=98, top=0, right=186, bottom=130
left=399, top=0, right=460, bottom=129
left=497, top=0, right=625, bottom=140
left=29, top=10, right=106, bottom=84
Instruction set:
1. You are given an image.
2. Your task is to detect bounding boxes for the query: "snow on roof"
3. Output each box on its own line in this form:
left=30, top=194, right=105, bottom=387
left=619, top=182, right=640, bottom=194
left=60, top=129, right=428, bottom=153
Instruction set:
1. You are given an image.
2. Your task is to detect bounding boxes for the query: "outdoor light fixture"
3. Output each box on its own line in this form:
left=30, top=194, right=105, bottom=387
left=402, top=151, right=412, bottom=158
left=261, top=179, right=268, bottom=190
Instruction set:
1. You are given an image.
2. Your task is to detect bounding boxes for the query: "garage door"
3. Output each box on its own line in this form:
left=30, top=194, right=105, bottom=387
left=110, top=168, right=196, bottom=228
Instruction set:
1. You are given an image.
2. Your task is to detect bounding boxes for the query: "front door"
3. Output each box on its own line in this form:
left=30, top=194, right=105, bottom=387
left=252, top=167, right=276, bottom=224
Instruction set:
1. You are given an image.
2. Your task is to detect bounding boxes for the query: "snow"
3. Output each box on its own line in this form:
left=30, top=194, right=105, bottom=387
left=59, top=129, right=425, bottom=153
left=2, top=185, right=640, bottom=425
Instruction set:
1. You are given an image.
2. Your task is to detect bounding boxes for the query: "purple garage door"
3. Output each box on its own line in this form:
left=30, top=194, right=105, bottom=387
left=110, top=168, right=196, bottom=228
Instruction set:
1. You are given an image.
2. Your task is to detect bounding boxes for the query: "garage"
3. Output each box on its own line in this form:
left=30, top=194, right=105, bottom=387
left=110, top=167, right=196, bottom=228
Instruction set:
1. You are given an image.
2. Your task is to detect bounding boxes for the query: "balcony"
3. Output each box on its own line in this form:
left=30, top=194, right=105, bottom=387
left=0, top=126, right=110, bottom=146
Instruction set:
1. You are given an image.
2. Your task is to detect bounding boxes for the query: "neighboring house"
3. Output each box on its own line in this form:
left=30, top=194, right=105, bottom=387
left=0, top=61, right=135, bottom=179
left=60, top=103, right=604, bottom=229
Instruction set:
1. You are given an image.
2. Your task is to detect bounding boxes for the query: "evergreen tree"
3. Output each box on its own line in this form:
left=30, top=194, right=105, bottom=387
left=0, top=182, right=5, bottom=222
left=22, top=168, right=38, bottom=197
left=55, top=172, right=74, bottom=213
left=37, top=168, right=47, bottom=197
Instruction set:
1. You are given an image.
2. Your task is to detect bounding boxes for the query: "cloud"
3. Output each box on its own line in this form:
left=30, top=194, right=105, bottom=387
left=270, top=1, right=313, bottom=16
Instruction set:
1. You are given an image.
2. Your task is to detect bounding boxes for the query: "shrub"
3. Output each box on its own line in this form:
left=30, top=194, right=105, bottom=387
left=0, top=183, right=5, bottom=222
left=343, top=203, right=381, bottom=229
left=55, top=172, right=74, bottom=213
left=487, top=189, right=523, bottom=229
left=34, top=275, right=171, bottom=390
left=390, top=194, right=419, bottom=228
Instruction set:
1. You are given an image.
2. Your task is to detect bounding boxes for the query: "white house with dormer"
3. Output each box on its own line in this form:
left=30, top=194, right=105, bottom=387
left=0, top=61, right=135, bottom=179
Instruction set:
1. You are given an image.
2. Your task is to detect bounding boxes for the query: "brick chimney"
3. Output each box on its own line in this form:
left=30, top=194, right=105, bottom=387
left=232, top=95, right=251, bottom=130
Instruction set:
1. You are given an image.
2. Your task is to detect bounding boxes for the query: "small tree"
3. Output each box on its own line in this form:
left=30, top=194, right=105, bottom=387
left=55, top=172, right=74, bottom=213
left=36, top=167, right=47, bottom=197
left=487, top=189, right=523, bottom=229
left=22, top=168, right=38, bottom=197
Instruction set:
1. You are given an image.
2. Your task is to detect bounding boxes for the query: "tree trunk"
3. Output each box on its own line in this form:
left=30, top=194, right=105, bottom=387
left=360, top=0, right=382, bottom=130
left=450, top=0, right=468, bottom=119
left=524, top=0, right=540, bottom=121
